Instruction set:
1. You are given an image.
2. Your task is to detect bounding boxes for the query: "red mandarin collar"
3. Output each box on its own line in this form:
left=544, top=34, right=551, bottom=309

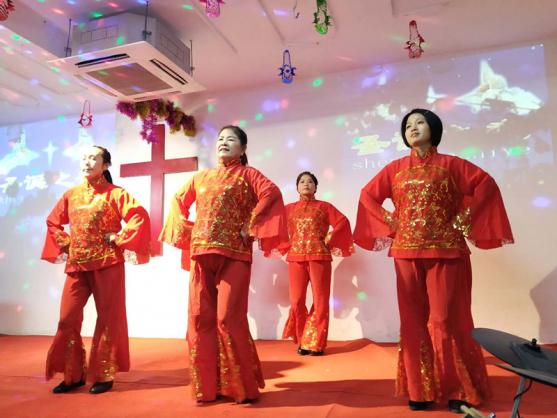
left=218, top=157, right=243, bottom=168
left=410, top=146, right=437, bottom=161
left=299, top=194, right=316, bottom=202
left=84, top=174, right=108, bottom=189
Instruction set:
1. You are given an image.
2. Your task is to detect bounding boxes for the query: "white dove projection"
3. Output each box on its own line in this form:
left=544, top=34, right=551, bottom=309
left=456, top=60, right=542, bottom=115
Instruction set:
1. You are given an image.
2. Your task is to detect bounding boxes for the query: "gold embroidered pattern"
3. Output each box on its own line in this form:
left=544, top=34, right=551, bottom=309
left=191, top=168, right=257, bottom=258
left=395, top=343, right=408, bottom=397
left=54, top=230, right=71, bottom=248
left=288, top=203, right=330, bottom=258
left=451, top=336, right=485, bottom=404
left=62, top=336, right=86, bottom=384
left=97, top=328, right=117, bottom=382
left=217, top=332, right=246, bottom=401
left=67, top=180, right=122, bottom=266
left=188, top=343, right=203, bottom=399
left=452, top=207, right=471, bottom=238
left=391, top=164, right=467, bottom=252
left=419, top=340, right=435, bottom=401
left=300, top=310, right=328, bottom=351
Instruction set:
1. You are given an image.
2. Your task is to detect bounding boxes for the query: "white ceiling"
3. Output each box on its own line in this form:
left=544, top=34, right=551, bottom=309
left=1, top=0, right=557, bottom=125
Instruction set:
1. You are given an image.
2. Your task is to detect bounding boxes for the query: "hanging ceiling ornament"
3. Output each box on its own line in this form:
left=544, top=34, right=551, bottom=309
left=200, top=0, right=224, bottom=18
left=292, top=0, right=300, bottom=19
left=78, top=100, right=93, bottom=128
left=279, top=49, right=296, bottom=84
left=0, top=0, right=15, bottom=21
left=405, top=20, right=425, bottom=59
left=313, top=0, right=332, bottom=35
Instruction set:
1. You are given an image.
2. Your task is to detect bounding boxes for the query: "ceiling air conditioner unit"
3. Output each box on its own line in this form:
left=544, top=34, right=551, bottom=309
left=48, top=12, right=204, bottom=101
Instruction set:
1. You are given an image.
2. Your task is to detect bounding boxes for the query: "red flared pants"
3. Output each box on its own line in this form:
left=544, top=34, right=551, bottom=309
left=187, top=254, right=264, bottom=402
left=282, top=260, right=332, bottom=352
left=45, top=263, right=129, bottom=384
left=394, top=256, right=490, bottom=404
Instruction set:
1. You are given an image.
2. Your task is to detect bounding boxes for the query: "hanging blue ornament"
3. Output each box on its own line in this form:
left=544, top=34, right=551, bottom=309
left=278, top=49, right=296, bottom=84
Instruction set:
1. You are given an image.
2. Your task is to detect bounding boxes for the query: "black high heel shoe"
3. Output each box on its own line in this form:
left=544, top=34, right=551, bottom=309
left=408, top=400, right=433, bottom=411
left=89, top=380, right=113, bottom=394
left=297, top=346, right=310, bottom=355
left=52, top=378, right=86, bottom=394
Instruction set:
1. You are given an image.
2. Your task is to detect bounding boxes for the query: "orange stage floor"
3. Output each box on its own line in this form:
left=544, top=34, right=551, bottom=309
left=1, top=336, right=556, bottom=418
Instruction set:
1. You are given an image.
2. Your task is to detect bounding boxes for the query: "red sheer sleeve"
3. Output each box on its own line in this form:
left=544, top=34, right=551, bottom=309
left=245, top=168, right=289, bottom=256
left=325, top=203, right=354, bottom=257
left=159, top=177, right=196, bottom=270
left=112, top=188, right=151, bottom=264
left=354, top=165, right=396, bottom=251
left=41, top=193, right=70, bottom=264
left=452, top=158, right=514, bottom=249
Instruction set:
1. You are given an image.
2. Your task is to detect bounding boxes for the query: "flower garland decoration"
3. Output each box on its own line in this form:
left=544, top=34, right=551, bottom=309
left=200, top=0, right=224, bottom=18
left=313, top=0, right=332, bottom=35
left=116, top=99, right=197, bottom=143
left=279, top=49, right=296, bottom=84
left=405, top=20, right=425, bottom=59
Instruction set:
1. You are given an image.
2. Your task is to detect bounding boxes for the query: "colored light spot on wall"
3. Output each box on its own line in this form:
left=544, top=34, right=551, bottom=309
left=329, top=297, right=340, bottom=309
left=297, top=157, right=311, bottom=169
left=264, top=149, right=273, bottom=157
left=90, top=11, right=104, bottom=18
left=22, top=282, right=30, bottom=291
left=312, top=78, right=323, bottom=87
left=357, top=291, right=367, bottom=301
left=531, top=196, right=552, bottom=208
left=322, top=191, right=334, bottom=200
left=58, top=78, right=70, bottom=86
left=335, top=115, right=346, bottom=126
left=262, top=100, right=280, bottom=112
left=116, top=36, right=125, bottom=45
left=207, top=103, right=215, bottom=113
left=280, top=99, right=289, bottom=108
left=255, top=112, right=264, bottom=121
left=352, top=137, right=362, bottom=145
left=10, top=34, right=22, bottom=41
left=286, top=138, right=296, bottom=148
left=57, top=115, right=66, bottom=122
left=460, top=146, right=481, bottom=159
left=323, top=168, right=335, bottom=179
left=182, top=4, right=194, bottom=10
left=49, top=66, right=61, bottom=73
left=238, top=120, right=247, bottom=128
left=307, top=128, right=317, bottom=137
left=506, top=146, right=527, bottom=157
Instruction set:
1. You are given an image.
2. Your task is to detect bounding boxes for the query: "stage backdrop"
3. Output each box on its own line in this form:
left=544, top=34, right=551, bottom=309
left=1, top=37, right=556, bottom=342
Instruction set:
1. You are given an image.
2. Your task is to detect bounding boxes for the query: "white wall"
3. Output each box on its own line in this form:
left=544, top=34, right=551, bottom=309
left=1, top=36, right=556, bottom=342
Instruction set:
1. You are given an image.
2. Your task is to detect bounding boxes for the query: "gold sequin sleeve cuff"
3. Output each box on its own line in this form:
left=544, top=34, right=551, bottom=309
left=452, top=207, right=471, bottom=238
